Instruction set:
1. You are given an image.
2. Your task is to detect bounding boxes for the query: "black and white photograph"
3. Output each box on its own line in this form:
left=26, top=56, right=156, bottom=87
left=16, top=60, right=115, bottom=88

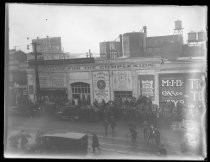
left=4, top=4, right=207, bottom=160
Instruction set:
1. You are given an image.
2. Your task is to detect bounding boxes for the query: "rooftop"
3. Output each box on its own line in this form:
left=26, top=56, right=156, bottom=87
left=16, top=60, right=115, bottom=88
left=41, top=132, right=87, bottom=139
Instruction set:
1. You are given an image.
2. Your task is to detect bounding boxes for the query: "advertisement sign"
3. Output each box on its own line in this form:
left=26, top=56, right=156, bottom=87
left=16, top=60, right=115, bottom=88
left=113, top=71, right=132, bottom=90
left=52, top=73, right=66, bottom=88
left=185, top=74, right=204, bottom=106
left=159, top=73, right=204, bottom=107
left=93, top=71, right=110, bottom=102
left=39, top=73, right=51, bottom=88
left=159, top=74, right=185, bottom=107
left=139, top=75, right=155, bottom=101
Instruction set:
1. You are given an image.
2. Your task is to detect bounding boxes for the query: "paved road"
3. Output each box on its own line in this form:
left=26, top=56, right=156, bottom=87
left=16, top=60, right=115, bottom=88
left=4, top=114, right=203, bottom=160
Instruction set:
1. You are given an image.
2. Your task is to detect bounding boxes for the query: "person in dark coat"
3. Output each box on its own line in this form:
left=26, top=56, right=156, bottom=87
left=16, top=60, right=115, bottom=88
left=109, top=115, right=116, bottom=135
left=92, top=133, right=100, bottom=153
left=103, top=118, right=109, bottom=136
left=143, top=121, right=149, bottom=141
left=154, top=127, right=161, bottom=147
left=147, top=125, right=155, bottom=145
left=131, top=129, right=137, bottom=144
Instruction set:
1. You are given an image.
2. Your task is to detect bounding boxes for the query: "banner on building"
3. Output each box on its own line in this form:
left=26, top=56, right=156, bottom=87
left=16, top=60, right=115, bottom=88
left=139, top=75, right=155, bottom=101
left=113, top=71, right=132, bottom=90
left=93, top=71, right=110, bottom=102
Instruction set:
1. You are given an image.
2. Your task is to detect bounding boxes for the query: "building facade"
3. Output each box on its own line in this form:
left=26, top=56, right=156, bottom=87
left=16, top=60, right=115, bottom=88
left=27, top=56, right=206, bottom=108
left=9, top=49, right=28, bottom=106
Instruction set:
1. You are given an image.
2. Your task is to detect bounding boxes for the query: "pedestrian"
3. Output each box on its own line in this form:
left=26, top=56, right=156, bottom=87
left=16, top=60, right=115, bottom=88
left=143, top=120, right=149, bottom=141
left=92, top=133, right=101, bottom=153
left=131, top=128, right=137, bottom=146
left=103, top=118, right=109, bottom=136
left=154, top=127, right=161, bottom=147
left=147, top=125, right=155, bottom=145
left=109, top=115, right=116, bottom=135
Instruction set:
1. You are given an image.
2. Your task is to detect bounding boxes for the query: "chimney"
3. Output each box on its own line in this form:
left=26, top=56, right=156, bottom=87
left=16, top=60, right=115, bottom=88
left=143, top=26, right=147, bottom=55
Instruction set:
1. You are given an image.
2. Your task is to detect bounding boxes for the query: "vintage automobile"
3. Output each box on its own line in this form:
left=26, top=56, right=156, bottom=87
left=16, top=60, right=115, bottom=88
left=28, top=132, right=88, bottom=156
left=56, top=105, right=79, bottom=120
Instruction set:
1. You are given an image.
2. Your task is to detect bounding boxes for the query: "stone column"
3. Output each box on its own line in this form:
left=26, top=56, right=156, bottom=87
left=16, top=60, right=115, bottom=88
left=90, top=71, right=94, bottom=104
left=154, top=72, right=159, bottom=106
left=67, top=72, right=71, bottom=101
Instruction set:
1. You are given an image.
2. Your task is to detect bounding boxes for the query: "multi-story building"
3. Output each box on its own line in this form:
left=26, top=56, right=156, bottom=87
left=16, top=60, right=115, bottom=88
left=8, top=49, right=28, bottom=106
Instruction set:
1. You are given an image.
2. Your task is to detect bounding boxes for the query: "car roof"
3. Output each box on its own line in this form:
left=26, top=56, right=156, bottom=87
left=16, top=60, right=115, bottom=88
left=40, top=132, right=87, bottom=139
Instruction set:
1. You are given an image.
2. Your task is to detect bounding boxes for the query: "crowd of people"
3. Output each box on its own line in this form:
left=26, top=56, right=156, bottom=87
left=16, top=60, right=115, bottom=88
left=13, top=94, right=189, bottom=127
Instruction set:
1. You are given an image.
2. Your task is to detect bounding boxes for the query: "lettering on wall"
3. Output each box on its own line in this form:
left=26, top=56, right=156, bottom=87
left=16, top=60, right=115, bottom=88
left=159, top=74, right=204, bottom=107
left=39, top=74, right=51, bottom=88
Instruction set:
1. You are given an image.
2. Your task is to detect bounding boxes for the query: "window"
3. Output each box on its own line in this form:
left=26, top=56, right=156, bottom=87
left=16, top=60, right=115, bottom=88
left=71, top=82, right=91, bottom=103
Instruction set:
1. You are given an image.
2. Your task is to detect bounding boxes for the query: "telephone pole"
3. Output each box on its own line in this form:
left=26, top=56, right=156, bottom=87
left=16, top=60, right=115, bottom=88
left=31, top=41, right=40, bottom=103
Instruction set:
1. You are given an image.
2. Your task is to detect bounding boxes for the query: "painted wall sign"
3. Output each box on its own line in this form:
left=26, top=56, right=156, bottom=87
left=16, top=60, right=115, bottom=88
left=39, top=62, right=158, bottom=72
left=139, top=75, right=155, bottom=101
left=39, top=73, right=51, bottom=88
left=51, top=73, right=66, bottom=88
left=113, top=71, right=132, bottom=90
left=159, top=73, right=204, bottom=107
left=185, top=75, right=204, bottom=105
left=159, top=75, right=185, bottom=107
left=93, top=71, right=110, bottom=102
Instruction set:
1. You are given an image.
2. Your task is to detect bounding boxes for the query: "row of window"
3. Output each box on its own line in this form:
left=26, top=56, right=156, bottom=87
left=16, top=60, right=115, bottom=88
left=72, top=87, right=90, bottom=94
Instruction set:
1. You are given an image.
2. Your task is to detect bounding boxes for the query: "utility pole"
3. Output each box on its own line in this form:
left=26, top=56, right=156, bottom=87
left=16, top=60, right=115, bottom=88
left=31, top=41, right=40, bottom=103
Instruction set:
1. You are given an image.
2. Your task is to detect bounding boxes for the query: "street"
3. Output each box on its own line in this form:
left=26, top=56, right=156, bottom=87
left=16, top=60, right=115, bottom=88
left=5, top=113, right=202, bottom=160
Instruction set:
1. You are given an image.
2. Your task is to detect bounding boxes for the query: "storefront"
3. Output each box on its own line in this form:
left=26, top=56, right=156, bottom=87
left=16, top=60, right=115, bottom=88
left=27, top=57, right=206, bottom=107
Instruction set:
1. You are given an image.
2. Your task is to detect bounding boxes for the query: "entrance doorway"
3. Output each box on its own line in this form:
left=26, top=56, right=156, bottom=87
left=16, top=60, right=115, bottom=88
left=114, top=91, right=133, bottom=100
left=71, top=82, right=90, bottom=104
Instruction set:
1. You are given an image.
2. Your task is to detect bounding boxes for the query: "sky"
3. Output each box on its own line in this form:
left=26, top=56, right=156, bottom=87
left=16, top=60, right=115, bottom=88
left=8, top=4, right=207, bottom=57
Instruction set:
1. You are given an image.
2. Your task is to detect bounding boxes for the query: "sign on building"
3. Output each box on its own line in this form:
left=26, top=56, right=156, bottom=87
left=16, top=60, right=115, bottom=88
left=113, top=71, right=132, bottom=90
left=51, top=73, right=66, bottom=88
left=39, top=73, right=51, bottom=88
left=139, top=75, right=155, bottom=101
left=159, top=74, right=185, bottom=107
left=93, top=71, right=110, bottom=102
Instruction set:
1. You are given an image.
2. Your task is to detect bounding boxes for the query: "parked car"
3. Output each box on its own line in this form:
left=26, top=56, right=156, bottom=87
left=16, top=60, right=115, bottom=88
left=28, top=132, right=88, bottom=156
left=56, top=105, right=79, bottom=120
